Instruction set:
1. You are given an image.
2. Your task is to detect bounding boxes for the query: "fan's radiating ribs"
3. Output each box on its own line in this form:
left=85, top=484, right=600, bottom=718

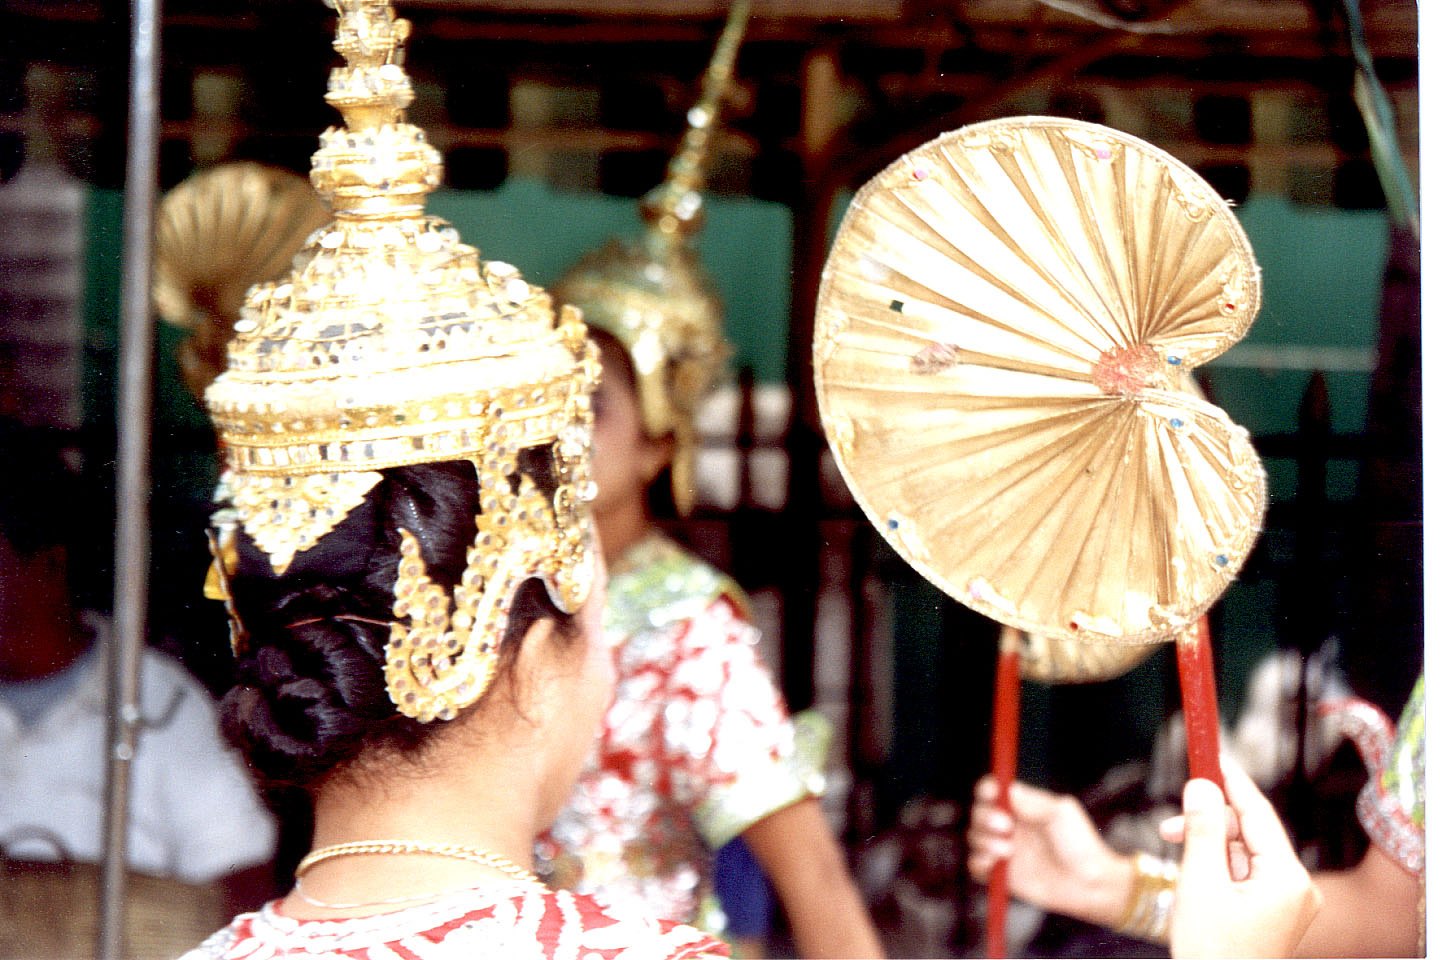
left=967, top=143, right=1129, bottom=353
left=857, top=202, right=1103, bottom=364
left=1046, top=127, right=1141, bottom=349
left=1135, top=173, right=1176, bottom=344
left=1051, top=405, right=1141, bottom=624
left=981, top=406, right=1129, bottom=609
left=832, top=266, right=1095, bottom=377
left=1111, top=143, right=1146, bottom=348
left=856, top=397, right=1107, bottom=493
left=1189, top=419, right=1255, bottom=547
left=925, top=148, right=1121, bottom=352
left=1141, top=207, right=1212, bottom=343
left=1133, top=159, right=1169, bottom=349
left=1082, top=409, right=1147, bottom=627
left=1012, top=401, right=1137, bottom=624
left=1150, top=418, right=1193, bottom=611
left=907, top=408, right=1111, bottom=545
left=935, top=401, right=1119, bottom=573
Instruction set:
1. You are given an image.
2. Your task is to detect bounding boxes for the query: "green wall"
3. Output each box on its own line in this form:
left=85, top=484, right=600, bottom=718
left=80, top=181, right=1397, bottom=785
left=429, top=178, right=794, bottom=383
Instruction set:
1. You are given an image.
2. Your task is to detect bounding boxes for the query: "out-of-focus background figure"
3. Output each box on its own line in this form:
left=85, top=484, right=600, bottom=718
left=967, top=672, right=1424, bottom=956
left=0, top=418, right=276, bottom=959
left=535, top=7, right=882, bottom=953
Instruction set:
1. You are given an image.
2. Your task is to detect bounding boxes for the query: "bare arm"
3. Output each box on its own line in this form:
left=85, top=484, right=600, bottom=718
left=740, top=797, right=886, bottom=959
left=1295, top=846, right=1422, bottom=957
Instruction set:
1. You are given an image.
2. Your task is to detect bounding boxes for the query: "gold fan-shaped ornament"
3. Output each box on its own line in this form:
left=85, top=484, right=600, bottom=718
left=815, top=116, right=1266, bottom=649
left=1017, top=630, right=1154, bottom=683
left=153, top=162, right=332, bottom=401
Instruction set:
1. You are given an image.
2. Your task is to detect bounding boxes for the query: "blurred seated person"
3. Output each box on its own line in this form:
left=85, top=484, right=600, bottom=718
left=968, top=676, right=1424, bottom=956
left=0, top=420, right=277, bottom=957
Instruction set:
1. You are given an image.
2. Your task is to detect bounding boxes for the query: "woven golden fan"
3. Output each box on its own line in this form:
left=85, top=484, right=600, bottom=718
left=814, top=116, right=1266, bottom=957
left=815, top=116, right=1266, bottom=650
left=1016, top=629, right=1153, bottom=683
left=153, top=162, right=331, bottom=401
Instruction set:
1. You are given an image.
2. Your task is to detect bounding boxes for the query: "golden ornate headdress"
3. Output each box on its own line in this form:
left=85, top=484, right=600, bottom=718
left=204, top=0, right=599, bottom=723
left=553, top=0, right=749, bottom=516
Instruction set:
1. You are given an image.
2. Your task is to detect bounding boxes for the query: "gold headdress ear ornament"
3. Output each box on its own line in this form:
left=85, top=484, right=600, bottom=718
left=204, top=0, right=599, bottom=723
left=554, top=0, right=750, bottom=516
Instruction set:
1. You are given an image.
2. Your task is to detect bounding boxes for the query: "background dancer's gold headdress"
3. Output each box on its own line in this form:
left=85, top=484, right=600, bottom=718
left=205, top=0, right=599, bottom=723
left=554, top=0, right=749, bottom=516
left=153, top=162, right=333, bottom=403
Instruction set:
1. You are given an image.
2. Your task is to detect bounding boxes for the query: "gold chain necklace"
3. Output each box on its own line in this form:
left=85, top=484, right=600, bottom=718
left=295, top=840, right=547, bottom=902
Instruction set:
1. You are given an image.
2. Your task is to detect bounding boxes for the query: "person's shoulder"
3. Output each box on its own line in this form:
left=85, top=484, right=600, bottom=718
left=79, top=612, right=207, bottom=695
left=172, top=912, right=252, bottom=960
left=609, top=533, right=751, bottom=631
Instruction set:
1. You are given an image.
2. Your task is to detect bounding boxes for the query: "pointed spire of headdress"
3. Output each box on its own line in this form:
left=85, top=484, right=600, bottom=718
left=638, top=0, right=751, bottom=244
left=555, top=0, right=750, bottom=515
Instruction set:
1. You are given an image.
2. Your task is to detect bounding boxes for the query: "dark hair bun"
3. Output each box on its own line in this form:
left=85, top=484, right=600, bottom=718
left=221, top=463, right=477, bottom=791
left=219, top=459, right=570, bottom=794
left=221, top=606, right=404, bottom=787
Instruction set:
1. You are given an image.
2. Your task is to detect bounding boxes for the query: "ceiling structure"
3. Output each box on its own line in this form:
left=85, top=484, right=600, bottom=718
left=2, top=1, right=1419, bottom=185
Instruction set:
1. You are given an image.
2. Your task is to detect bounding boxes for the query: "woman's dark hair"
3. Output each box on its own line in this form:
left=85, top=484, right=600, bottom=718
left=587, top=327, right=638, bottom=420
left=219, top=457, right=572, bottom=796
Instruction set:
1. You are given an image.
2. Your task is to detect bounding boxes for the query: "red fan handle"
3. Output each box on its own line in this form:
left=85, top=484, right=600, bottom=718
left=986, top=626, right=1023, bottom=959
left=1177, top=616, right=1224, bottom=787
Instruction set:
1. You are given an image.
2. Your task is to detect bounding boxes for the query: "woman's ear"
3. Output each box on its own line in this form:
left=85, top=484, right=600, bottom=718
left=504, top=614, right=570, bottom=720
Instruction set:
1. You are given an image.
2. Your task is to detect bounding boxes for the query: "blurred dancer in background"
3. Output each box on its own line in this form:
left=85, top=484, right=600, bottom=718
left=533, top=4, right=881, bottom=956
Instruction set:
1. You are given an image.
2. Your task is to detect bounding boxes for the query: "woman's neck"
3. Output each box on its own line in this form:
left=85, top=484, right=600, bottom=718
left=292, top=721, right=550, bottom=917
left=594, top=497, right=655, bottom=568
left=311, top=744, right=540, bottom=863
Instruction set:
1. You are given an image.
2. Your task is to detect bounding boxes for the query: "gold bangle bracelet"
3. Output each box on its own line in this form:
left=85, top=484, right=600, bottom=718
left=1114, top=851, right=1178, bottom=944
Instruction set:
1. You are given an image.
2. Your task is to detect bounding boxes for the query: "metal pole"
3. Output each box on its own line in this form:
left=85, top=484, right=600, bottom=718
left=99, top=0, right=161, bottom=955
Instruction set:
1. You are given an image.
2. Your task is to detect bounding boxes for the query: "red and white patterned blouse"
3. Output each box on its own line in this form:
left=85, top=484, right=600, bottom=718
left=535, top=534, right=821, bottom=931
left=180, top=887, right=728, bottom=960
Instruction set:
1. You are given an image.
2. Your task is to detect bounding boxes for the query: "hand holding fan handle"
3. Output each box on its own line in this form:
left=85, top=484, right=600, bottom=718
left=986, top=625, right=1023, bottom=959
left=1177, top=616, right=1224, bottom=788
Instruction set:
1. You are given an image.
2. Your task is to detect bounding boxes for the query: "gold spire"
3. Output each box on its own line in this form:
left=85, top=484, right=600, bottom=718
left=204, top=0, right=599, bottom=723
left=639, top=0, right=751, bottom=243
left=555, top=0, right=750, bottom=516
